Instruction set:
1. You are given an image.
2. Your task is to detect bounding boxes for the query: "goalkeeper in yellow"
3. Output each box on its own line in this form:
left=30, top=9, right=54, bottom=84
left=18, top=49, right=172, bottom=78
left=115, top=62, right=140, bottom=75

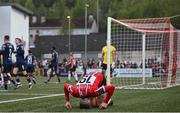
left=102, top=43, right=116, bottom=84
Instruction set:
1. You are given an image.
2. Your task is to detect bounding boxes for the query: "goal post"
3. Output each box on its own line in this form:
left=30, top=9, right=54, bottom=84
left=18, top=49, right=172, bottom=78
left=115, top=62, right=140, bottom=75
left=106, top=17, right=112, bottom=85
left=107, top=17, right=180, bottom=89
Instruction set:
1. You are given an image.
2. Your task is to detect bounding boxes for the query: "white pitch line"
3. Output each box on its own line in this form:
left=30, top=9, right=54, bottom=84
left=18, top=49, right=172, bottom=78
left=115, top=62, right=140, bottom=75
left=0, top=93, right=64, bottom=104
left=0, top=93, right=54, bottom=96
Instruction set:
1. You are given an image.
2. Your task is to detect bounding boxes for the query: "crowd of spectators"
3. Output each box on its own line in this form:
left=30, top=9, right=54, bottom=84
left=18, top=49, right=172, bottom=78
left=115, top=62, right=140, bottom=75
left=34, top=57, right=166, bottom=77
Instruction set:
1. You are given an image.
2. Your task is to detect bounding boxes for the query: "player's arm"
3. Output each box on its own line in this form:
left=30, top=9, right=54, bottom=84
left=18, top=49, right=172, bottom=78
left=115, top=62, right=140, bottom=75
left=64, top=83, right=72, bottom=108
left=1, top=45, right=6, bottom=55
left=95, top=85, right=115, bottom=109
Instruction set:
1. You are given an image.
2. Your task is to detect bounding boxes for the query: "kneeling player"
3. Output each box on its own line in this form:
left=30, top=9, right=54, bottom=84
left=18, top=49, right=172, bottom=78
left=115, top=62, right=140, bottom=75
left=64, top=72, right=115, bottom=109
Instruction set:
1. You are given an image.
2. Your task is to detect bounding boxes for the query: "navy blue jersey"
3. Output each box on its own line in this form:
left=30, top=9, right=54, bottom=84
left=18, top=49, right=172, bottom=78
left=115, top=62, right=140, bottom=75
left=16, top=44, right=25, bottom=64
left=1, top=43, right=14, bottom=64
left=25, top=54, right=36, bottom=67
left=51, top=50, right=58, bottom=66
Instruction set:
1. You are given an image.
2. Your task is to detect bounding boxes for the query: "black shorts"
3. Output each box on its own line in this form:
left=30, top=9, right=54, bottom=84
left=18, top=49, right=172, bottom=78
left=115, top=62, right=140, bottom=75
left=51, top=66, right=57, bottom=72
left=3, top=64, right=12, bottom=73
left=26, top=67, right=35, bottom=73
left=102, top=63, right=113, bottom=73
left=48, top=67, right=58, bottom=77
left=14, top=63, right=25, bottom=72
left=70, top=65, right=76, bottom=72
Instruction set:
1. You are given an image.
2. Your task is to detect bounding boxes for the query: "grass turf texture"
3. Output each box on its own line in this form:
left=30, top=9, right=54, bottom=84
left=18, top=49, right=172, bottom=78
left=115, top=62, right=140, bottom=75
left=0, top=76, right=180, bottom=112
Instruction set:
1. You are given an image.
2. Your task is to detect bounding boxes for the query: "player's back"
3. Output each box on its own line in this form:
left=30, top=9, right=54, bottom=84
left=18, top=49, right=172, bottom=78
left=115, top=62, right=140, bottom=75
left=25, top=54, right=35, bottom=67
left=16, top=44, right=25, bottom=64
left=1, top=43, right=14, bottom=64
left=102, top=45, right=116, bottom=64
left=51, top=51, right=58, bottom=65
left=73, top=72, right=104, bottom=97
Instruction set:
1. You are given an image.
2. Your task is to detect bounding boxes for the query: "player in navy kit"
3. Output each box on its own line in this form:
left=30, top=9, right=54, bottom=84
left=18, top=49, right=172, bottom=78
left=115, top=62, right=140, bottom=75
left=13, top=38, right=32, bottom=89
left=1, top=35, right=17, bottom=90
left=25, top=50, right=36, bottom=84
left=45, top=46, right=60, bottom=83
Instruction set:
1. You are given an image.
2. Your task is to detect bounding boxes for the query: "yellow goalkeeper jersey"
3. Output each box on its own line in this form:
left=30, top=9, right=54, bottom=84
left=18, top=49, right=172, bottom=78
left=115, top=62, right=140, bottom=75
left=102, top=45, right=116, bottom=64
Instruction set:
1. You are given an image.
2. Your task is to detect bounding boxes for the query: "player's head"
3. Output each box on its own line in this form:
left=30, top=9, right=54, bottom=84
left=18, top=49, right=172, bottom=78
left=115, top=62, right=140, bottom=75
left=80, top=96, right=105, bottom=108
left=51, top=46, right=56, bottom=51
left=15, top=38, right=22, bottom=45
left=28, top=50, right=32, bottom=54
left=4, top=35, right=10, bottom=42
left=80, top=98, right=91, bottom=109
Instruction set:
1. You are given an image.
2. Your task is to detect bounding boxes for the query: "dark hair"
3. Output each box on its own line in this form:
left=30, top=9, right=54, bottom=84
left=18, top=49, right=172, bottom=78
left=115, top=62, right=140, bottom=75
left=28, top=50, right=32, bottom=53
left=4, top=35, right=10, bottom=40
left=80, top=98, right=91, bottom=109
left=52, top=46, right=56, bottom=50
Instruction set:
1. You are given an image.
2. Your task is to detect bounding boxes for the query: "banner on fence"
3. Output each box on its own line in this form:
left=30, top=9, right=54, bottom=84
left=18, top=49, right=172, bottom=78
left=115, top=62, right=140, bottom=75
left=112, top=68, right=152, bottom=77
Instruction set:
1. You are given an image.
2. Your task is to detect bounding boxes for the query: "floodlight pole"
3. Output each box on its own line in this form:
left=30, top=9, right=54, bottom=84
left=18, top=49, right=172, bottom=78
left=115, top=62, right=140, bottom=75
left=97, top=0, right=99, bottom=32
left=67, top=16, right=71, bottom=53
left=85, top=4, right=89, bottom=63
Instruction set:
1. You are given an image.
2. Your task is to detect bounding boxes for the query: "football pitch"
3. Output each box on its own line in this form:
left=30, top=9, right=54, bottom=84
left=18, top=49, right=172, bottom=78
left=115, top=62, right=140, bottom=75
left=0, top=76, right=180, bottom=112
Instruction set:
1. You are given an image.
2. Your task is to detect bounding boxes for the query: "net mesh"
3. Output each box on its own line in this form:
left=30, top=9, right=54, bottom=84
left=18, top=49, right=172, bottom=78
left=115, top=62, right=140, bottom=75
left=109, top=17, right=180, bottom=89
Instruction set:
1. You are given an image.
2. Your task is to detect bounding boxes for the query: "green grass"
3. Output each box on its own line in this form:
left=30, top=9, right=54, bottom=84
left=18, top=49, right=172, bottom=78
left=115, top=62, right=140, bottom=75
left=0, top=76, right=180, bottom=112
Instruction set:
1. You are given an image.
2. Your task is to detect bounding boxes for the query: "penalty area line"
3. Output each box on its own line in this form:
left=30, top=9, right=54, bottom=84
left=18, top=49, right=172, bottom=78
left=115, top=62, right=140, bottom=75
left=0, top=93, right=64, bottom=104
left=0, top=93, right=57, bottom=96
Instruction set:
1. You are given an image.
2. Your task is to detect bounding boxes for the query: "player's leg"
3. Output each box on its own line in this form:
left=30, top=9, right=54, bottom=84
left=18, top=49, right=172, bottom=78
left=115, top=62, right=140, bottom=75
left=72, top=71, right=78, bottom=83
left=54, top=66, right=60, bottom=83
left=101, top=63, right=107, bottom=85
left=3, top=73, right=8, bottom=90
left=21, top=65, right=32, bottom=89
left=4, top=64, right=16, bottom=89
left=45, top=67, right=52, bottom=83
left=46, top=67, right=54, bottom=83
left=27, top=67, right=36, bottom=84
left=110, top=66, right=113, bottom=84
left=23, top=69, right=32, bottom=89
left=13, top=65, right=22, bottom=87
left=0, top=69, right=4, bottom=86
left=68, top=70, right=71, bottom=82
left=72, top=66, right=78, bottom=82
left=31, top=70, right=36, bottom=84
left=7, top=73, right=16, bottom=87
left=102, top=63, right=113, bottom=84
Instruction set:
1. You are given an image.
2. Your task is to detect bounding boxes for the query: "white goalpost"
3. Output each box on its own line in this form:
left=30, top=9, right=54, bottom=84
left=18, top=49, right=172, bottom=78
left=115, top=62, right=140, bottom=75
left=107, top=17, right=180, bottom=89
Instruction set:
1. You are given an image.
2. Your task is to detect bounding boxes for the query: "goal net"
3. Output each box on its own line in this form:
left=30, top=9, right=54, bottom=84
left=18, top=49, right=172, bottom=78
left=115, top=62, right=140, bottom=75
left=107, top=17, right=180, bottom=89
